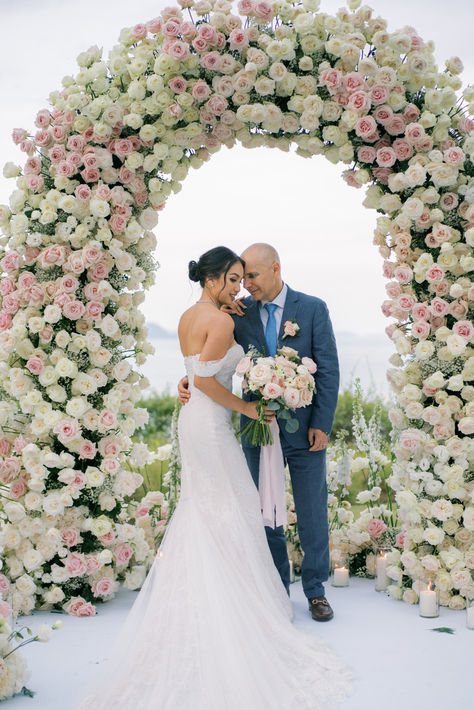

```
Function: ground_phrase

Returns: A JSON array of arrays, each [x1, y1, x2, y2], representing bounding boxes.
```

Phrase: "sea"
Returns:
[[139, 331, 395, 401]]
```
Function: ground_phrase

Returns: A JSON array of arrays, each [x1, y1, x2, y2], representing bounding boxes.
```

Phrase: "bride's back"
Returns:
[[178, 304, 234, 358]]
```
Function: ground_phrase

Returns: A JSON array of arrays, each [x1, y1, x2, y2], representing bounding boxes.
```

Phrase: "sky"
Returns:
[[0, 0, 472, 335]]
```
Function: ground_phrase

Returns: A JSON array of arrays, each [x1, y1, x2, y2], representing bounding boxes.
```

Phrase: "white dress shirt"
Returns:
[[259, 283, 288, 334]]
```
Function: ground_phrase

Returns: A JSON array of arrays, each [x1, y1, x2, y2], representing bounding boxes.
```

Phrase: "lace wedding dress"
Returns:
[[77, 343, 352, 710]]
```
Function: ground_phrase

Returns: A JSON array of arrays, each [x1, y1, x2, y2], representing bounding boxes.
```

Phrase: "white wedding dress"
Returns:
[[77, 343, 352, 710]]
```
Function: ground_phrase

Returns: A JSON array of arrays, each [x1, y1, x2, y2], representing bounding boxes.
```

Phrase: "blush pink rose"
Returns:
[[26, 357, 44, 375], [405, 122, 425, 144], [65, 552, 88, 577], [399, 429, 423, 451], [67, 597, 96, 616], [347, 90, 371, 113], [78, 440, 97, 460], [301, 357, 317, 374], [55, 418, 80, 442], [376, 146, 397, 168], [393, 265, 413, 284], [114, 543, 134, 565], [0, 312, 12, 331], [136, 502, 150, 517], [166, 40, 190, 61], [63, 300, 86, 320], [1, 252, 21, 272], [92, 577, 115, 598], [412, 302, 429, 320], [357, 146, 376, 163], [228, 29, 248, 51], [10, 479, 27, 498], [0, 600, 13, 618], [395, 531, 406, 548], [453, 320, 473, 340], [354, 115, 377, 138], [262, 382, 283, 399], [404, 103, 420, 121], [61, 527, 81, 547], [412, 320, 430, 339], [85, 555, 101, 574], [385, 115, 406, 136], [0, 573, 10, 594], [98, 530, 115, 545], [319, 68, 342, 94], [85, 301, 104, 320], [367, 519, 387, 537]]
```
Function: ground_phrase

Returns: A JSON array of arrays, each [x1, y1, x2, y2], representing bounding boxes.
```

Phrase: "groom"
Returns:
[[180, 243, 340, 621]]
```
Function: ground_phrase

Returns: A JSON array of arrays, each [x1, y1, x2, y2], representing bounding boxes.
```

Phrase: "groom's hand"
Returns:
[[178, 376, 190, 405], [221, 297, 247, 316], [308, 428, 328, 451]]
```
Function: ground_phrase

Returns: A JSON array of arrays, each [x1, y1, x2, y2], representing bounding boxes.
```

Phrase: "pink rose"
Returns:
[[405, 122, 425, 144], [0, 573, 10, 594], [114, 140, 132, 159], [404, 103, 420, 121], [0, 600, 13, 619], [136, 502, 150, 517], [263, 382, 283, 399], [192, 80, 211, 102], [385, 115, 406, 136], [85, 555, 102, 574], [444, 147, 465, 166], [0, 312, 12, 331], [354, 115, 377, 138], [55, 418, 80, 443], [66, 597, 96, 616], [376, 146, 397, 168], [369, 85, 389, 105], [61, 527, 81, 547], [412, 320, 430, 339], [109, 214, 128, 234], [85, 301, 104, 320], [399, 429, 423, 451], [254, 1, 273, 20], [88, 262, 110, 281], [100, 410, 117, 429], [166, 40, 190, 61], [301, 357, 317, 374], [78, 439, 97, 460], [453, 320, 473, 340], [2, 294, 20, 314], [357, 146, 376, 163], [12, 128, 28, 144], [347, 90, 371, 113], [92, 577, 115, 598], [367, 519, 387, 538], [319, 68, 342, 94], [169, 76, 187, 93], [63, 300, 86, 320], [228, 29, 248, 51], [0, 277, 15, 296], [10, 479, 27, 498], [238, 0, 255, 14], [26, 356, 44, 375], [395, 531, 406, 548], [98, 530, 115, 545], [65, 552, 88, 577], [412, 302, 429, 320], [101, 456, 120, 475], [98, 436, 122, 457], [1, 252, 21, 272], [114, 543, 134, 565], [393, 265, 412, 284]]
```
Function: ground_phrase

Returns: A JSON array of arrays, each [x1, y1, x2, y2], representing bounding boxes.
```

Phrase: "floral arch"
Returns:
[[0, 0, 472, 617]]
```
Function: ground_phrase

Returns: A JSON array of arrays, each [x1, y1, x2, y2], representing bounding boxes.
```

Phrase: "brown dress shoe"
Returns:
[[308, 596, 334, 622]]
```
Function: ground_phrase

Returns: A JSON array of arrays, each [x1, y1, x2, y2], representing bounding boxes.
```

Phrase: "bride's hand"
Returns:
[[244, 401, 275, 422]]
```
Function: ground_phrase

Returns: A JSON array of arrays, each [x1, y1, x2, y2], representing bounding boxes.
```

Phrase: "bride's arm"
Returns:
[[193, 316, 263, 421]]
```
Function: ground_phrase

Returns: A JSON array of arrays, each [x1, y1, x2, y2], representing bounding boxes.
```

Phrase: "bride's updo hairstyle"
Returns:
[[188, 247, 244, 289]]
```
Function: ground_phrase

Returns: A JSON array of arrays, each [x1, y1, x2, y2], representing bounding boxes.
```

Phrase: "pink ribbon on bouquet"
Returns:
[[258, 417, 286, 529]]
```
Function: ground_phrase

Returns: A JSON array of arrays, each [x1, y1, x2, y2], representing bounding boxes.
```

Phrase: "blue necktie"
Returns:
[[264, 303, 278, 357]]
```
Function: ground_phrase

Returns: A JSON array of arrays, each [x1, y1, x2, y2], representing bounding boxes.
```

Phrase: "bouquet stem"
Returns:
[[240, 400, 274, 446]]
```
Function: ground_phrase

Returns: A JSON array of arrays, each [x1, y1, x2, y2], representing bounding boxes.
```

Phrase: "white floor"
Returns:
[[2, 577, 472, 710]]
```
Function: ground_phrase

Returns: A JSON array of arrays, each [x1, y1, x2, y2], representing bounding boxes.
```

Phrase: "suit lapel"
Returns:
[[278, 286, 299, 343], [243, 299, 266, 352]]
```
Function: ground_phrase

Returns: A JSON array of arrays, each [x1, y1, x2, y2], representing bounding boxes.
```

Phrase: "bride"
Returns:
[[76, 246, 352, 710]]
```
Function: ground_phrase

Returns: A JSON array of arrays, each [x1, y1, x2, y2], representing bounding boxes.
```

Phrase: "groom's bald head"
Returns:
[[241, 243, 280, 268], [241, 243, 283, 302]]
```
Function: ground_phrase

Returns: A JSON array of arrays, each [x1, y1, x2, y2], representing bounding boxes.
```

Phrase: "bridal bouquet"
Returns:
[[236, 346, 317, 446]]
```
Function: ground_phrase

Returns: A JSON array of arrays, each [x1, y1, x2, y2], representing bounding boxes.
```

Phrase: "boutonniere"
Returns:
[[282, 319, 300, 339]]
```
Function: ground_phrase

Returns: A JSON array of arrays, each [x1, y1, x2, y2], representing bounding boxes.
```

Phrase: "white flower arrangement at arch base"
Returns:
[[0, 0, 472, 615]]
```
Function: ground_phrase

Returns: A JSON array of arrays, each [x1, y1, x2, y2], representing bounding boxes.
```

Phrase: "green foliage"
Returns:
[[332, 386, 392, 445], [136, 389, 178, 445]]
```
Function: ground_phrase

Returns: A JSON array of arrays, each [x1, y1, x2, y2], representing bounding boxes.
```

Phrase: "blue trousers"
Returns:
[[243, 443, 329, 599]]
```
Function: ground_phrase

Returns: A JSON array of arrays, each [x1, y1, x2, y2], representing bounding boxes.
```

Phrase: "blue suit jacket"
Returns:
[[232, 286, 340, 450]]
